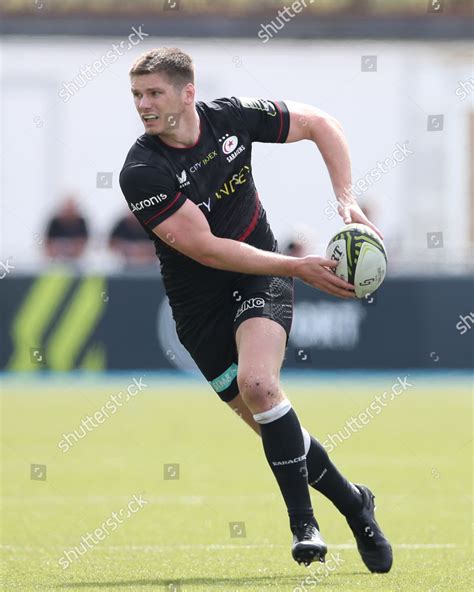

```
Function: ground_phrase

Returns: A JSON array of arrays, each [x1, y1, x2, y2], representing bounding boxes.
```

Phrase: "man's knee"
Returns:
[[237, 370, 282, 411]]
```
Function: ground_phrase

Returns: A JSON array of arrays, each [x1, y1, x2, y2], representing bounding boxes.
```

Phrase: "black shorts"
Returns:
[[174, 274, 294, 402]]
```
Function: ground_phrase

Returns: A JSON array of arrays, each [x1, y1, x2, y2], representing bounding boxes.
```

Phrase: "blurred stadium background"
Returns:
[[1, 1, 472, 591]]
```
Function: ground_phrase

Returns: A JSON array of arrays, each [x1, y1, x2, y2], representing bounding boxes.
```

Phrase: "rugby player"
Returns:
[[119, 47, 392, 571]]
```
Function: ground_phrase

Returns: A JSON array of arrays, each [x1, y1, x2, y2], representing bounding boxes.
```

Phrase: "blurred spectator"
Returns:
[[45, 195, 88, 261], [109, 210, 156, 268], [281, 225, 314, 257], [282, 238, 307, 258]]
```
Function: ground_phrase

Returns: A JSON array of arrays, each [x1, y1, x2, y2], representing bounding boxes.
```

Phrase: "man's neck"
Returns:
[[157, 108, 200, 148]]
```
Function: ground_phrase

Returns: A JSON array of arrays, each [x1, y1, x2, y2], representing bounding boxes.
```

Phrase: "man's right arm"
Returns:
[[153, 200, 355, 299]]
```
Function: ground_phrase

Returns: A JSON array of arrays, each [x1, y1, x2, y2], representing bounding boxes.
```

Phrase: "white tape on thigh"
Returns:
[[301, 428, 311, 455], [253, 399, 292, 424]]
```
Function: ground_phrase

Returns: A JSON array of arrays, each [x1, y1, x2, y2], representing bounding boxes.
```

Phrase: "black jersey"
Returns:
[[119, 97, 290, 313]]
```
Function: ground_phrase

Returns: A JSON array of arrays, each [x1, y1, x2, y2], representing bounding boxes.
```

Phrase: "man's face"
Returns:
[[131, 73, 185, 135]]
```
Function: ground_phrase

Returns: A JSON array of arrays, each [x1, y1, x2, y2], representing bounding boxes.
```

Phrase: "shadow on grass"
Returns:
[[56, 573, 358, 588]]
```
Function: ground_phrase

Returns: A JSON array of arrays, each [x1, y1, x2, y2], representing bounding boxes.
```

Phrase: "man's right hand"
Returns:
[[294, 256, 355, 299]]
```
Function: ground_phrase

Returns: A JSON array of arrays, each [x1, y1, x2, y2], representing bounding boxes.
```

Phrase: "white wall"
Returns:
[[1, 36, 472, 272]]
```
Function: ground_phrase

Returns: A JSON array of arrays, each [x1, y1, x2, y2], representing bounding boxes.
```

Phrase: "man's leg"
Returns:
[[235, 317, 326, 564], [227, 385, 393, 574], [227, 393, 362, 515]]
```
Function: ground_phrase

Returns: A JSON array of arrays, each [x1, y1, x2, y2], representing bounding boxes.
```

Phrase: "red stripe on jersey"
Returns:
[[144, 192, 182, 225], [237, 194, 260, 242], [274, 101, 284, 143]]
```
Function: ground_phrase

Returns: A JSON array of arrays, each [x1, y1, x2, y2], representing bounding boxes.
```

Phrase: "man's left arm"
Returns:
[[284, 100, 383, 238]]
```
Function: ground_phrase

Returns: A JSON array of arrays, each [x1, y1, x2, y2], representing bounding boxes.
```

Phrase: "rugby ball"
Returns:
[[326, 223, 387, 299]]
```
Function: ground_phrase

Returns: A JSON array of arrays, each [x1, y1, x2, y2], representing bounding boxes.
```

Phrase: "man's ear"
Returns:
[[183, 83, 195, 105]]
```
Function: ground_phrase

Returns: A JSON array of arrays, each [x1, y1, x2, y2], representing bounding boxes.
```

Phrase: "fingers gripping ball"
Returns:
[[326, 223, 387, 299]]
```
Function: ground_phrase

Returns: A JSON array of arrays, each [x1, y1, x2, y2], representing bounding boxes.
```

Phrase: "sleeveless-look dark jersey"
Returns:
[[119, 97, 290, 313]]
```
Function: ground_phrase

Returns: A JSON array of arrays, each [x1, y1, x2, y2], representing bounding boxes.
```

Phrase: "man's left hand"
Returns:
[[338, 200, 384, 240]]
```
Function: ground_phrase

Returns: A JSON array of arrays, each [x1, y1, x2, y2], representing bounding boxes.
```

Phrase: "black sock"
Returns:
[[254, 402, 314, 529], [305, 434, 362, 516]]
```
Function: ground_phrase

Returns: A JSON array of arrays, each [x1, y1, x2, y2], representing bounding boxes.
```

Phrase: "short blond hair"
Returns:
[[129, 47, 194, 88]]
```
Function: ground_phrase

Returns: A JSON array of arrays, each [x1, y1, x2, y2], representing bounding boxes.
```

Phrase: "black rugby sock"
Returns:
[[253, 400, 314, 528], [302, 431, 363, 516]]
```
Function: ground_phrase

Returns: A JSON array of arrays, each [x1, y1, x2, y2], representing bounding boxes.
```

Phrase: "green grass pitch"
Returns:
[[1, 373, 472, 591]]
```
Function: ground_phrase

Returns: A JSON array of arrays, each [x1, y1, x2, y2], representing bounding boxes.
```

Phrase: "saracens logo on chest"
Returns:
[[219, 133, 246, 163]]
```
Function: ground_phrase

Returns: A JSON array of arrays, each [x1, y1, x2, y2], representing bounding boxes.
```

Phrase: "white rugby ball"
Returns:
[[326, 223, 387, 299]]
